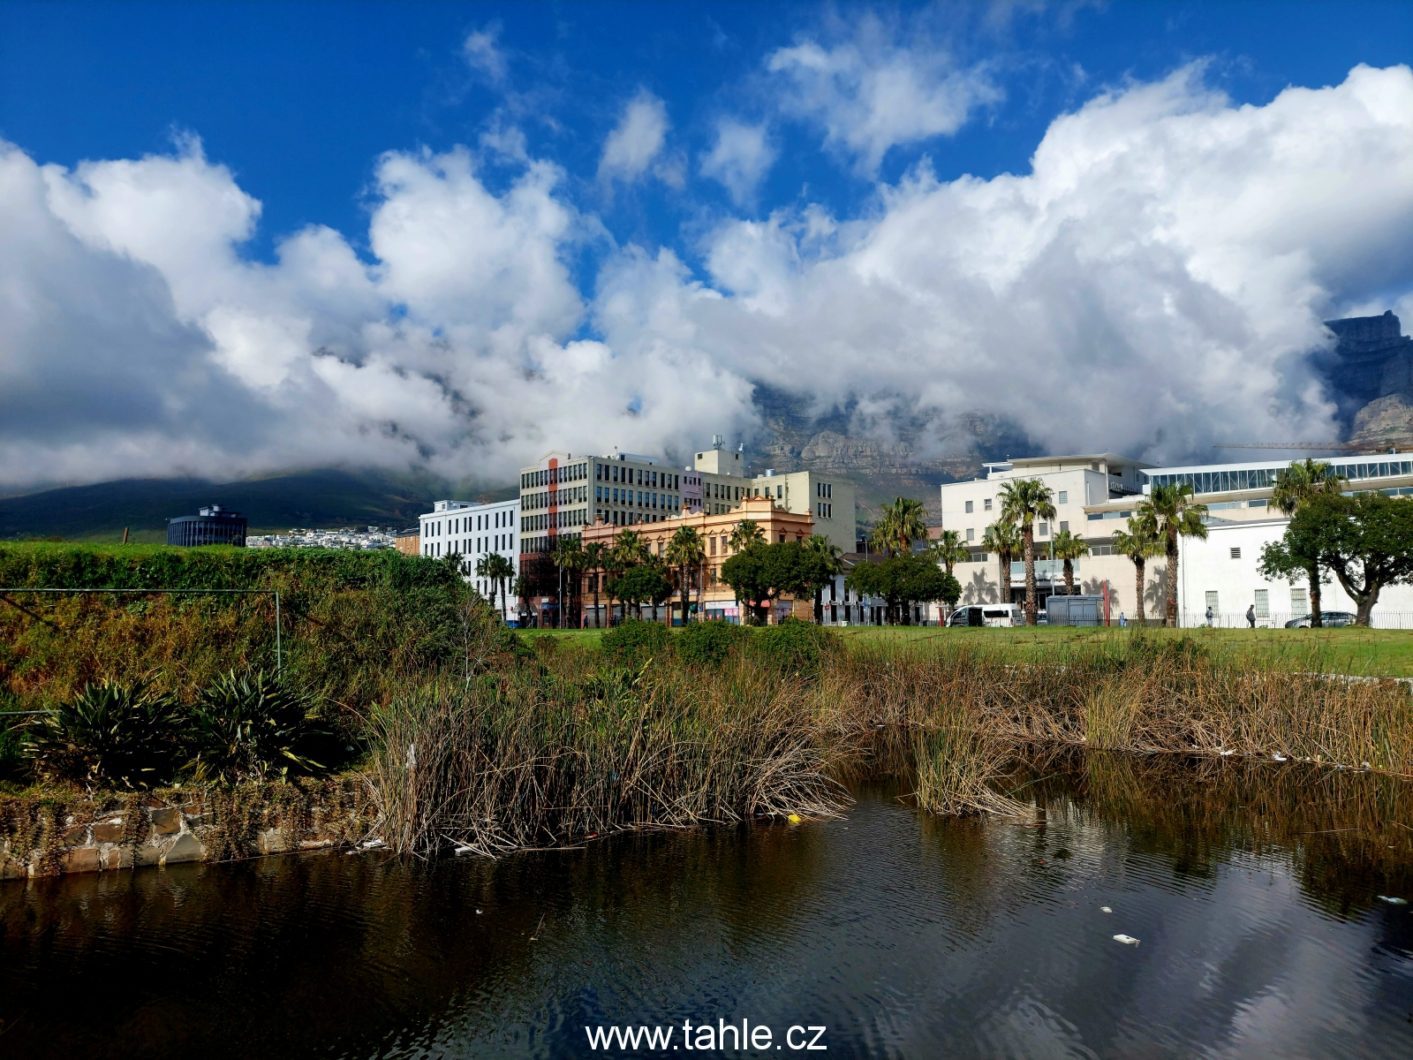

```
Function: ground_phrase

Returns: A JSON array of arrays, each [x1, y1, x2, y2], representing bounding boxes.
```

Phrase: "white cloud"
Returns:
[[3, 64, 1413, 494], [700, 118, 777, 206], [766, 15, 1000, 174], [597, 91, 670, 185], [462, 25, 508, 83]]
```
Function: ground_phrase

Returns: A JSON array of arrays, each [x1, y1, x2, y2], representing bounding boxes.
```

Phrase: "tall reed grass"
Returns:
[[367, 657, 849, 857]]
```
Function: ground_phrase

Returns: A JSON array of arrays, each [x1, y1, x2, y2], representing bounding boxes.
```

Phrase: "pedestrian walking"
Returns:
[[1205, 605, 1215, 627], [1118, 611, 1127, 628], [1245, 603, 1256, 628]]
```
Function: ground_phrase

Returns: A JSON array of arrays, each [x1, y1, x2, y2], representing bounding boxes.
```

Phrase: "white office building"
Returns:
[[942, 449, 1413, 627], [419, 498, 521, 620]]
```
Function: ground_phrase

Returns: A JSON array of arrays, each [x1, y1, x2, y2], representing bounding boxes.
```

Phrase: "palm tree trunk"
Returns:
[[1023, 526, 1037, 625], [1064, 560, 1074, 596], [679, 566, 690, 627], [814, 586, 823, 624], [1308, 565, 1323, 628], [592, 580, 601, 628], [1165, 532, 1179, 628], [997, 551, 1010, 604], [1134, 558, 1146, 625]]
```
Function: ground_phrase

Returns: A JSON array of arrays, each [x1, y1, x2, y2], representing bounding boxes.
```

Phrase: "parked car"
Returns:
[[1284, 611, 1357, 628]]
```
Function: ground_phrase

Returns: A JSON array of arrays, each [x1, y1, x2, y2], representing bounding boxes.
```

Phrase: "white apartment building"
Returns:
[[943, 449, 1413, 627], [940, 454, 1147, 614], [419, 498, 521, 621], [518, 439, 857, 556]]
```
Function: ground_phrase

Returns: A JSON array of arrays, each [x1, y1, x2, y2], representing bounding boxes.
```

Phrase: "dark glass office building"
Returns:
[[167, 505, 248, 547]]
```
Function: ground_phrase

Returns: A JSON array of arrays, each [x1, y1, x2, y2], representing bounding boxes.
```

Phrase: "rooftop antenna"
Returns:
[[712, 433, 724, 450]]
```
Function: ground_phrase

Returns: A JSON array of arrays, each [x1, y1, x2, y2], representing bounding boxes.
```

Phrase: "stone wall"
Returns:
[[0, 777, 378, 881]]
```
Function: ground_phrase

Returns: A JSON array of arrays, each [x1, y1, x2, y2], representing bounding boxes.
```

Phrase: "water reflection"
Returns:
[[1, 755, 1409, 1057]]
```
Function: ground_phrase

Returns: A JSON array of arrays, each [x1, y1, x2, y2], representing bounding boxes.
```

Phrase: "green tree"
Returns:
[[927, 529, 970, 578], [665, 525, 706, 627], [1271, 458, 1347, 627], [609, 529, 651, 624], [608, 560, 674, 621], [847, 554, 960, 625], [1137, 483, 1208, 627], [871, 497, 928, 556], [802, 533, 844, 624], [552, 535, 586, 628], [1050, 529, 1090, 597], [720, 541, 813, 625], [1112, 515, 1162, 625], [999, 478, 1056, 626], [981, 520, 1021, 604], [1260, 492, 1413, 627], [582, 540, 608, 628], [474, 552, 515, 622], [728, 519, 766, 552]]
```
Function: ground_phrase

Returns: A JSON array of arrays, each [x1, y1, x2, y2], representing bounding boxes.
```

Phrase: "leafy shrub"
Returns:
[[677, 621, 751, 666], [601, 619, 671, 667], [749, 619, 840, 678], [187, 670, 332, 783], [23, 680, 186, 789]]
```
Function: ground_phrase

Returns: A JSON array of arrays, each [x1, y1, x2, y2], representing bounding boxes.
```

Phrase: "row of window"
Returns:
[[817, 502, 833, 519], [522, 510, 589, 533], [522, 463, 589, 489], [594, 486, 680, 510], [1150, 458, 1413, 497], [594, 464, 680, 489], [423, 508, 514, 537], [816, 482, 833, 499], [522, 486, 589, 511], [963, 489, 1070, 516], [961, 520, 1071, 543], [421, 535, 513, 558]]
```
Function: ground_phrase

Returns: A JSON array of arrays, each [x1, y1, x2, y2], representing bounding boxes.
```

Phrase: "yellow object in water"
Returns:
[[787, 813, 802, 825]]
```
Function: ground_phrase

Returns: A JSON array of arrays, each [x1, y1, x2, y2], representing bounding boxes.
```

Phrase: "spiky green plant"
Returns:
[[187, 670, 329, 783], [23, 679, 185, 789]]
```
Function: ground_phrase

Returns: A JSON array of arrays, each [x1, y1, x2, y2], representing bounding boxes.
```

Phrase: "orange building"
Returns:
[[579, 496, 814, 625], [394, 529, 420, 556]]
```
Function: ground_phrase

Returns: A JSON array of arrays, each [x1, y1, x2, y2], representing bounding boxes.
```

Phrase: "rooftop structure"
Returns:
[[167, 505, 246, 548]]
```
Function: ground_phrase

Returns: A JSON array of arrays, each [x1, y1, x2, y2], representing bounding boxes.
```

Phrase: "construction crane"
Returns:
[[1215, 441, 1405, 454]]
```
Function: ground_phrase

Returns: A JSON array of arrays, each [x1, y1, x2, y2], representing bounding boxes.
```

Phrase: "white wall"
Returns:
[[419, 499, 521, 621], [1178, 520, 1413, 628]]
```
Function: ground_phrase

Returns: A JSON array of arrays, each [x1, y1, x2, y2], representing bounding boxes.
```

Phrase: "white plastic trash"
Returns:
[[1112, 934, 1140, 945]]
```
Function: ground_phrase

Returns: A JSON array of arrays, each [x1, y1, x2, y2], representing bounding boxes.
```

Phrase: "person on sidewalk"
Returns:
[[1245, 603, 1256, 628], [1205, 605, 1215, 627]]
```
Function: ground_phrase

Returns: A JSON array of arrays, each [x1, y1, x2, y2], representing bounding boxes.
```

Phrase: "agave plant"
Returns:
[[188, 670, 329, 784], [24, 679, 185, 790]]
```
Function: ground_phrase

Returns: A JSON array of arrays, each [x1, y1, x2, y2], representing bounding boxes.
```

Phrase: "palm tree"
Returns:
[[981, 520, 1021, 604], [727, 519, 765, 552], [871, 497, 928, 556], [665, 526, 706, 627], [1137, 483, 1208, 627], [552, 535, 586, 628], [999, 479, 1056, 626], [610, 530, 650, 623], [582, 541, 608, 628], [1050, 529, 1090, 596], [927, 529, 970, 578], [1112, 515, 1162, 626], [803, 533, 844, 624], [474, 552, 515, 622], [1272, 458, 1346, 628]]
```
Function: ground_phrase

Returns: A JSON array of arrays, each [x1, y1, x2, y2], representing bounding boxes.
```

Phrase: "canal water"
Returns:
[[2, 756, 1411, 1057]]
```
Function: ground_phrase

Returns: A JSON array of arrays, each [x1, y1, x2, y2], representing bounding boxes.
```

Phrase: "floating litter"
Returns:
[[1272, 753, 1288, 762], [1112, 934, 1140, 946], [1100, 906, 1112, 914], [787, 813, 802, 825], [1219, 749, 1236, 757], [475, 909, 483, 915], [1378, 896, 1408, 905]]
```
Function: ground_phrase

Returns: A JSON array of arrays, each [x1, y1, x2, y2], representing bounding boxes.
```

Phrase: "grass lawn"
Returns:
[[521, 624, 1413, 677]]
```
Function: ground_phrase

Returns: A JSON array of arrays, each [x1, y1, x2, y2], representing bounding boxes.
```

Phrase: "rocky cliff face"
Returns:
[[1326, 311, 1413, 444], [747, 384, 1030, 522]]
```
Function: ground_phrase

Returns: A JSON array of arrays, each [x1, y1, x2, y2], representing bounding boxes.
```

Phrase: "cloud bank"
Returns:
[[3, 62, 1413, 492]]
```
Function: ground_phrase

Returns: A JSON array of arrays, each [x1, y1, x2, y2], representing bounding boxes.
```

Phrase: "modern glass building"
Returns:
[[167, 505, 248, 547], [1145, 452, 1413, 496]]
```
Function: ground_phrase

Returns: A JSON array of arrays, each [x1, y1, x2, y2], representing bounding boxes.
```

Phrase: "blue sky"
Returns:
[[2, 1, 1413, 489], [7, 1, 1409, 262]]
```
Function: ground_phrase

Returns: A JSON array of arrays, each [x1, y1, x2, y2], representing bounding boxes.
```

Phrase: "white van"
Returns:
[[947, 603, 1021, 628]]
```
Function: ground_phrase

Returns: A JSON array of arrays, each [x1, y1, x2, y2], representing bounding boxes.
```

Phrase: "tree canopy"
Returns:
[[847, 553, 961, 624], [720, 540, 813, 625]]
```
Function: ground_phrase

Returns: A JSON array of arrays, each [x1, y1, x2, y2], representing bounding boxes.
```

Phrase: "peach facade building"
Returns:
[[579, 496, 815, 625]]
